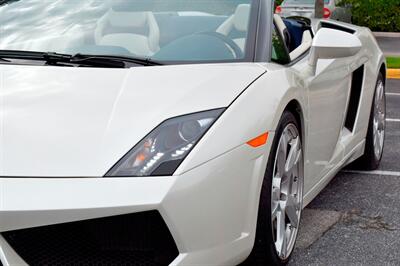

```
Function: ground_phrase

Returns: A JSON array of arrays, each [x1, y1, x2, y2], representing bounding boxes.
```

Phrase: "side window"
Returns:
[[271, 25, 290, 64]]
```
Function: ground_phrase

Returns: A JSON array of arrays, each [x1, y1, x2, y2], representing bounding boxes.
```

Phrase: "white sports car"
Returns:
[[0, 0, 386, 265]]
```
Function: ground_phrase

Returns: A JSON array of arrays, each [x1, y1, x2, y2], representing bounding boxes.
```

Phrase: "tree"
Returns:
[[339, 0, 400, 32], [314, 0, 324, 18]]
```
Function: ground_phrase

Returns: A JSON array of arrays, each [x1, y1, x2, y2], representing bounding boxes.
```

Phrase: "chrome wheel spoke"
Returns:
[[272, 185, 281, 201], [378, 82, 384, 102], [275, 209, 287, 257], [276, 135, 288, 176], [285, 136, 300, 175], [271, 185, 281, 219], [373, 125, 379, 145], [378, 113, 385, 130], [377, 133, 382, 150], [271, 201, 279, 219], [280, 178, 290, 195], [285, 195, 299, 227], [373, 119, 379, 132]]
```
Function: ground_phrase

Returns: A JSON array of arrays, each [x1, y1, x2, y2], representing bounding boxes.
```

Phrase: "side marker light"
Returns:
[[247, 132, 269, 148]]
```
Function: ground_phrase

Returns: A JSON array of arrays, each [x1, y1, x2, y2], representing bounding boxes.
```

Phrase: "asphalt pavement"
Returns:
[[376, 37, 400, 56], [289, 79, 400, 265]]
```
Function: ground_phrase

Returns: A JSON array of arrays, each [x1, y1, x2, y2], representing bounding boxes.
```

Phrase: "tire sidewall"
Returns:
[[366, 73, 386, 167]]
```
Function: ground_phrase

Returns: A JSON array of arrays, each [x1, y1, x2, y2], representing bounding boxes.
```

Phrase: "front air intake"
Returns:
[[2, 211, 178, 266]]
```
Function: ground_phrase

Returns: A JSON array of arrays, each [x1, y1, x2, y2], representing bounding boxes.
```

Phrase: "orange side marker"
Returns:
[[247, 132, 269, 148]]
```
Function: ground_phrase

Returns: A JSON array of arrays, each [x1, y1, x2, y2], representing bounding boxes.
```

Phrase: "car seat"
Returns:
[[94, 7, 160, 56], [216, 4, 251, 51]]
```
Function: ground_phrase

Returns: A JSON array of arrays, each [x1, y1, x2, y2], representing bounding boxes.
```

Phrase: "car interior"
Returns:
[[273, 14, 314, 61], [85, 3, 252, 61], [216, 4, 251, 53], [94, 9, 161, 56]]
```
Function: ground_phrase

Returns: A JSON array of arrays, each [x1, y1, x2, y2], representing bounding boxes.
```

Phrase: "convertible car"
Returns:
[[0, 0, 386, 265]]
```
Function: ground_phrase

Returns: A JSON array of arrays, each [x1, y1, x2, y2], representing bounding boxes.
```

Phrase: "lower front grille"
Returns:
[[2, 211, 178, 266]]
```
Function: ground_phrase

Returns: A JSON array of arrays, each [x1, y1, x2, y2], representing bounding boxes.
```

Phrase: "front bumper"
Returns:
[[0, 142, 271, 265]]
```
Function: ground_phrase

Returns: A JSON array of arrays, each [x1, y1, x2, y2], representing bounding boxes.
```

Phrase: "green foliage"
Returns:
[[387, 57, 400, 68], [339, 0, 400, 32], [275, 0, 284, 5]]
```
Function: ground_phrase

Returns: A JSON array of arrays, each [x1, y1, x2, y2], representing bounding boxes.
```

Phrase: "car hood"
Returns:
[[0, 63, 264, 177]]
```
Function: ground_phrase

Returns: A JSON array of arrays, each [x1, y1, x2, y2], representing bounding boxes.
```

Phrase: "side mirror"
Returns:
[[308, 28, 362, 73]]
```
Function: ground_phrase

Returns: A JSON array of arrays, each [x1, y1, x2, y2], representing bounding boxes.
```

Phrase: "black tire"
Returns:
[[243, 111, 301, 266], [353, 73, 386, 170]]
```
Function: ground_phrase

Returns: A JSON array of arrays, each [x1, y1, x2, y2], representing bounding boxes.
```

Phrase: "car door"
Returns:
[[303, 27, 366, 185], [304, 57, 352, 183], [271, 20, 364, 188], [270, 21, 347, 188]]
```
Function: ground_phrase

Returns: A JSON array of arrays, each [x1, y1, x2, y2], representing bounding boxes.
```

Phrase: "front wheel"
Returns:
[[244, 111, 304, 266]]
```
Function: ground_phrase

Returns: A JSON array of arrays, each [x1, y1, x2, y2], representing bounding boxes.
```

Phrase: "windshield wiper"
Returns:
[[68, 53, 163, 67], [0, 50, 162, 67]]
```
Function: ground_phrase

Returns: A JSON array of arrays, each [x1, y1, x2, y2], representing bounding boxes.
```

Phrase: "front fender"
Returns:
[[175, 66, 307, 175]]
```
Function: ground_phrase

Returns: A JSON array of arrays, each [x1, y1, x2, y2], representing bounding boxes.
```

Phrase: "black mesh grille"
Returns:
[[2, 211, 178, 266]]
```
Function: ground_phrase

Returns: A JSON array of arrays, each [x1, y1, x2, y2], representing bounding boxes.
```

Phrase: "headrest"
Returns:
[[107, 9, 148, 28], [233, 4, 251, 32]]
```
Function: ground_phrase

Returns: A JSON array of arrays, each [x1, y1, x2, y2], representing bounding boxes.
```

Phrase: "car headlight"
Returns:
[[105, 109, 225, 177]]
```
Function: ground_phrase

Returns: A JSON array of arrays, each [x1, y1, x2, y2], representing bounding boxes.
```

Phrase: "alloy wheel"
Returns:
[[271, 124, 303, 260], [373, 80, 386, 160]]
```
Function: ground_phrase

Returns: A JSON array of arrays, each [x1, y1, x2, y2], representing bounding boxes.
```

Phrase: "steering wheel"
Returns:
[[195, 32, 244, 59]]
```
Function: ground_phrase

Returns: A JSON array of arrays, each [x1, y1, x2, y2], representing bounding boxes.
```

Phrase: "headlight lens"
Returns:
[[105, 109, 225, 177]]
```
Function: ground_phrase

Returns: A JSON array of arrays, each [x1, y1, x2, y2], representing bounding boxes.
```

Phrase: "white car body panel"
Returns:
[[0, 64, 264, 177], [0, 16, 386, 266], [0, 141, 272, 266]]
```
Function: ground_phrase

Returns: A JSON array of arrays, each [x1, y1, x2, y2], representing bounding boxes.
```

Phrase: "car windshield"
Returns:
[[0, 0, 258, 64], [283, 0, 330, 4]]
